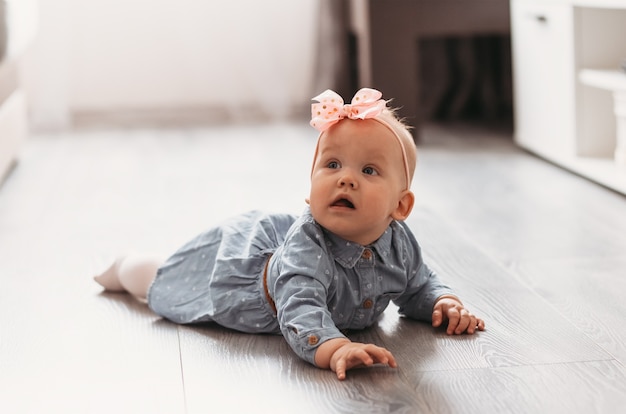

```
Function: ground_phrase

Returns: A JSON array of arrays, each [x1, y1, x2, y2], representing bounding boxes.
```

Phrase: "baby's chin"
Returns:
[[317, 219, 383, 246]]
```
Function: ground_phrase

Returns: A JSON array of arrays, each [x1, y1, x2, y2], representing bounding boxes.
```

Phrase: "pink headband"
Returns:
[[310, 88, 411, 190]]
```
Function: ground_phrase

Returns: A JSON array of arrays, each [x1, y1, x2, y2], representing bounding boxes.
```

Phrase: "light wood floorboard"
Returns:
[[513, 257, 626, 366], [1, 122, 625, 413]]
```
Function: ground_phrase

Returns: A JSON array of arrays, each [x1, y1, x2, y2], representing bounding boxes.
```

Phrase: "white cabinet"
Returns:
[[510, 0, 626, 195], [511, 0, 575, 156]]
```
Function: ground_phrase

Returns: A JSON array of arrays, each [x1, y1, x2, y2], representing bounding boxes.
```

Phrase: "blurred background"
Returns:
[[4, 1, 626, 194], [1, 0, 512, 133], [8, 0, 322, 130]]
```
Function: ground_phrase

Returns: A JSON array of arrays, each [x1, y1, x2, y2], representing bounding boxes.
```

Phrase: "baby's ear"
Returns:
[[391, 190, 414, 221]]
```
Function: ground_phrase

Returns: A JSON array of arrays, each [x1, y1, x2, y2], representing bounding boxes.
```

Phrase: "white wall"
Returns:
[[4, 0, 38, 61], [21, 0, 319, 130]]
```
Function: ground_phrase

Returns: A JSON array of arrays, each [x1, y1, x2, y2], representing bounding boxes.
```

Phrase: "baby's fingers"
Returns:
[[334, 358, 348, 381], [334, 350, 373, 381], [476, 318, 486, 331], [333, 347, 397, 380], [456, 314, 486, 334], [445, 308, 461, 335], [366, 345, 397, 368], [454, 310, 472, 334], [432, 306, 443, 328]]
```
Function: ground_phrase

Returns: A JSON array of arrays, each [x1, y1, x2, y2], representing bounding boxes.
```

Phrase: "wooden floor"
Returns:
[[1, 121, 626, 413]]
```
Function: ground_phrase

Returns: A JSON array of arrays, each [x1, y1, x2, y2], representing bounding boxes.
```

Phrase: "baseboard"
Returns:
[[71, 104, 309, 129]]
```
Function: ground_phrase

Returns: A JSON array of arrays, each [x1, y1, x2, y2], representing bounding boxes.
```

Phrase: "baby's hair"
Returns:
[[376, 105, 418, 186]]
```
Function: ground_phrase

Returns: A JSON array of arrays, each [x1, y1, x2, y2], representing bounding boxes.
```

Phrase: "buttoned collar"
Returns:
[[321, 224, 394, 268]]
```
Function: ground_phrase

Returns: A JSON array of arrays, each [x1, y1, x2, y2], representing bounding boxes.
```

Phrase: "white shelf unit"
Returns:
[[579, 69, 626, 92], [510, 0, 626, 195], [579, 69, 626, 164]]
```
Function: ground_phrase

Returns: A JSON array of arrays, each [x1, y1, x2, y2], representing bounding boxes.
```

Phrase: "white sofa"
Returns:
[[0, 0, 33, 183]]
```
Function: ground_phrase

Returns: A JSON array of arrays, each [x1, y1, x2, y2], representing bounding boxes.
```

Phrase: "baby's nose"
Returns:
[[338, 173, 357, 188]]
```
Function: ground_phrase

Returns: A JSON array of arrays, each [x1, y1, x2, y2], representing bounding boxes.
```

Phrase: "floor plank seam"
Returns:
[[176, 327, 188, 414], [411, 357, 620, 375]]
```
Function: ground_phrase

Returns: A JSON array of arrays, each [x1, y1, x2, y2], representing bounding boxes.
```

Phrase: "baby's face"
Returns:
[[309, 119, 409, 245]]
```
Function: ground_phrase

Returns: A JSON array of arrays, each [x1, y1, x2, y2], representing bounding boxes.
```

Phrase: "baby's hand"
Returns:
[[328, 340, 397, 381], [432, 295, 485, 335]]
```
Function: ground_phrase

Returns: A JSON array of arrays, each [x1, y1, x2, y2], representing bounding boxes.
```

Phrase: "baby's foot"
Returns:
[[93, 258, 125, 292]]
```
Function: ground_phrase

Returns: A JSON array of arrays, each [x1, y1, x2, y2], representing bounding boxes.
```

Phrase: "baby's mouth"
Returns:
[[332, 198, 355, 209]]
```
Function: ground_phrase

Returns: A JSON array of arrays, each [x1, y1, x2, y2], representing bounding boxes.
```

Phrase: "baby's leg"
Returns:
[[94, 255, 162, 300]]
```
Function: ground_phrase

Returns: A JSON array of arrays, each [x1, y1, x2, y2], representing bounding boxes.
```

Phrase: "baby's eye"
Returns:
[[327, 161, 340, 169], [363, 166, 378, 175]]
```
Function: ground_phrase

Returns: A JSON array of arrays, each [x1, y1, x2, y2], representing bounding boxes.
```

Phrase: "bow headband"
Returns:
[[309, 88, 411, 190], [310, 88, 387, 132]]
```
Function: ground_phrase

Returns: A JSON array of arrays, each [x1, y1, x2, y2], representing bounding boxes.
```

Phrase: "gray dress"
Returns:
[[147, 208, 454, 365], [147, 210, 295, 332]]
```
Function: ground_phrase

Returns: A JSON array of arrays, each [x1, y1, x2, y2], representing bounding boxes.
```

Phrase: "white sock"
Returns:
[[93, 257, 125, 292]]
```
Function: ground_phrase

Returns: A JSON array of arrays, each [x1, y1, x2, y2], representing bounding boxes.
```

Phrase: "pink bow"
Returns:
[[310, 88, 386, 132]]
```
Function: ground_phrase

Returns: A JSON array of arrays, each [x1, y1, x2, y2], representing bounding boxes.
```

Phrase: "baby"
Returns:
[[95, 88, 485, 380]]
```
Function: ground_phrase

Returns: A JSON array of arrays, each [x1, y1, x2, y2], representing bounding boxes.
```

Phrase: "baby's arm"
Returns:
[[395, 223, 485, 334], [432, 295, 485, 335], [314, 338, 397, 381]]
